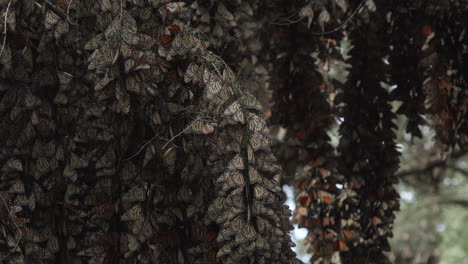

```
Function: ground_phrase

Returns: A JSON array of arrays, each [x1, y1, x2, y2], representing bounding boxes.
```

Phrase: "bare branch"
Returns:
[[0, 0, 12, 58], [396, 149, 468, 178], [439, 199, 468, 208]]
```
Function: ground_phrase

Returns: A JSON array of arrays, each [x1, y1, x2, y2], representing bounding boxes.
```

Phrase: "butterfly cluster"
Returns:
[[0, 1, 300, 264], [416, 4, 468, 152], [154, 9, 301, 260]]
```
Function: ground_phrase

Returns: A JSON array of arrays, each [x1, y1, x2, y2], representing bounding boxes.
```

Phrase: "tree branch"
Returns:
[[439, 199, 468, 208], [396, 149, 468, 178]]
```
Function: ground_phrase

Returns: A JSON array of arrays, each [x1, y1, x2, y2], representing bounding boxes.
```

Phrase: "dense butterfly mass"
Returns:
[[0, 1, 299, 264], [0, 0, 467, 264]]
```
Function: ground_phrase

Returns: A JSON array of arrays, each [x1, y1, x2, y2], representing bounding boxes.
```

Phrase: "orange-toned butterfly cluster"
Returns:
[[417, 3, 468, 152], [333, 1, 401, 261], [264, 1, 367, 263]]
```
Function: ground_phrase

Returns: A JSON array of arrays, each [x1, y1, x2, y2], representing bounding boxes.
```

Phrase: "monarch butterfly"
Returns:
[[171, 32, 199, 55], [342, 229, 357, 241], [121, 233, 141, 258], [217, 170, 236, 184], [70, 153, 88, 169], [54, 92, 68, 105], [185, 119, 214, 134], [5, 158, 23, 172], [96, 147, 115, 169], [249, 132, 271, 151], [57, 72, 74, 91], [119, 161, 137, 183], [216, 241, 234, 258], [224, 101, 241, 116], [246, 145, 255, 164], [318, 190, 335, 204], [233, 240, 256, 259], [218, 215, 243, 240], [202, 68, 215, 85], [159, 2, 186, 17], [247, 113, 267, 133], [63, 164, 78, 182], [251, 202, 278, 223], [120, 204, 143, 222], [207, 197, 225, 216], [44, 11, 60, 30], [262, 178, 281, 193], [34, 157, 51, 177], [221, 171, 245, 193], [239, 94, 262, 112], [124, 59, 135, 73], [216, 3, 235, 22], [184, 63, 199, 84], [159, 35, 173, 48], [223, 192, 245, 209], [227, 154, 244, 171], [122, 186, 146, 203], [65, 183, 80, 200], [84, 35, 105, 51], [162, 147, 176, 175], [167, 24, 180, 33], [234, 224, 257, 245], [248, 167, 261, 184], [54, 20, 69, 40], [332, 239, 348, 251], [212, 23, 224, 38], [254, 236, 269, 251], [255, 152, 280, 174], [9, 181, 25, 194], [253, 185, 273, 202], [205, 79, 222, 100], [23, 94, 42, 109], [273, 227, 285, 237], [223, 102, 245, 125], [115, 83, 131, 114], [122, 30, 139, 46], [47, 237, 60, 253]]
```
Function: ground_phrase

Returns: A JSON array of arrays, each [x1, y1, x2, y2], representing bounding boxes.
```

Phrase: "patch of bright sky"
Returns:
[[400, 190, 414, 202], [436, 224, 446, 233], [283, 185, 312, 263], [443, 177, 463, 186]]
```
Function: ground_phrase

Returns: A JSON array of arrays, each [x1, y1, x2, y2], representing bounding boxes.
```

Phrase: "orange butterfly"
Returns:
[[168, 24, 180, 33], [159, 35, 173, 48]]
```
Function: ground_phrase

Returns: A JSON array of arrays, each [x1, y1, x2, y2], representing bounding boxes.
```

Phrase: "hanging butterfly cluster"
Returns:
[[260, 1, 379, 263], [156, 9, 300, 260], [0, 0, 300, 264], [334, 1, 401, 262], [387, 0, 428, 139], [180, 0, 272, 108], [264, 0, 466, 262], [266, 0, 353, 176], [416, 1, 468, 152]]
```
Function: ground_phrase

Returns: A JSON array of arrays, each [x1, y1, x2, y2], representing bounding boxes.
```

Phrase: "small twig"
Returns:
[[161, 119, 199, 150], [396, 149, 468, 178], [66, 0, 78, 26], [450, 167, 468, 177], [119, 0, 124, 27], [310, 0, 367, 35], [269, 16, 305, 26], [0, 194, 23, 263], [123, 129, 165, 161], [268, 9, 302, 25], [439, 199, 468, 208], [0, 0, 13, 58]]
